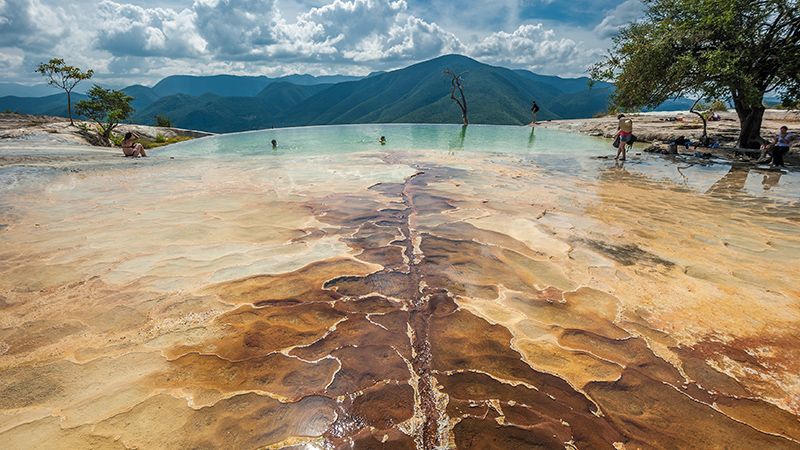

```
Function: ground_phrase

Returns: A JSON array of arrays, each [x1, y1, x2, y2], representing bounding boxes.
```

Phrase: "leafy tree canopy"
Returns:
[[35, 58, 93, 125], [590, 0, 800, 148], [74, 85, 135, 144]]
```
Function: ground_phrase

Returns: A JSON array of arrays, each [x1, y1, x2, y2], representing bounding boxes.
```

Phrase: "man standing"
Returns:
[[531, 101, 540, 124]]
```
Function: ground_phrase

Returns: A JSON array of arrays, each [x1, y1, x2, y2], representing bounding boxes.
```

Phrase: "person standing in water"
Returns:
[[531, 101, 540, 124], [271, 139, 277, 148], [380, 136, 386, 145], [613, 114, 633, 161]]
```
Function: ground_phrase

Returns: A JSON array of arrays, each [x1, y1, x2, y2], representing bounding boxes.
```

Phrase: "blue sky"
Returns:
[[0, 0, 643, 87]]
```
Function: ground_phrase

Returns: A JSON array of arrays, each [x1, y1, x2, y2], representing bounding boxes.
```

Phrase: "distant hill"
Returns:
[[152, 74, 361, 97], [513, 70, 610, 94], [132, 55, 615, 132], [132, 83, 331, 132], [0, 92, 87, 117], [2, 55, 620, 133], [0, 83, 68, 98], [261, 54, 612, 128]]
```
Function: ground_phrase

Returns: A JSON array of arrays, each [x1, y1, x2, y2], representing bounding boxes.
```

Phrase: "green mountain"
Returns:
[[1, 55, 616, 132], [152, 74, 360, 97], [267, 54, 609, 127], [0, 92, 87, 117], [135, 55, 612, 132], [132, 83, 331, 132]]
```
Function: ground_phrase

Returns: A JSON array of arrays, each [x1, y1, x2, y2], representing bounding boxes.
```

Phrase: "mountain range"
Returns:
[[2, 55, 616, 133]]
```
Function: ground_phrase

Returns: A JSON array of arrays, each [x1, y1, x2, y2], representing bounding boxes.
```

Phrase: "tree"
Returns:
[[35, 58, 94, 126], [590, 0, 800, 148], [74, 85, 135, 145], [443, 68, 469, 126]]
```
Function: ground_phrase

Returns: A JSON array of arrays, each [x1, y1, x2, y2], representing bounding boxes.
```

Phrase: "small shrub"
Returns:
[[139, 135, 193, 149], [709, 99, 728, 111], [155, 114, 172, 128], [155, 133, 166, 143], [774, 99, 799, 110]]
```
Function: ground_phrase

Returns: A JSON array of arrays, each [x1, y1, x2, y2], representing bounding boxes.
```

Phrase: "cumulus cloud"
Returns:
[[0, 0, 71, 51], [469, 24, 603, 77], [1, 0, 616, 84], [96, 1, 205, 57], [269, 0, 463, 63], [193, 0, 281, 57], [91, 0, 463, 67], [593, 0, 644, 39]]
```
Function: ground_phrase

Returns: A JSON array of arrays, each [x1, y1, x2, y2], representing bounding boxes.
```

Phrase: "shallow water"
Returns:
[[1, 125, 799, 449], [158, 124, 612, 158]]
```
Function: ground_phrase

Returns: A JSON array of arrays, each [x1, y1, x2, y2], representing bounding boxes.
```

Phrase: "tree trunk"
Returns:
[[732, 94, 765, 149], [689, 99, 707, 141], [67, 90, 74, 126], [456, 85, 468, 126]]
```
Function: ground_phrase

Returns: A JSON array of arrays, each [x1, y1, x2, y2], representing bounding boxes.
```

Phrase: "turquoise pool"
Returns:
[[158, 123, 612, 158]]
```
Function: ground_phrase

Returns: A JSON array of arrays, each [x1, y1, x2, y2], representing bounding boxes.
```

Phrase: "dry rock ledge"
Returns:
[[0, 113, 212, 168], [535, 109, 800, 165], [1, 110, 799, 167]]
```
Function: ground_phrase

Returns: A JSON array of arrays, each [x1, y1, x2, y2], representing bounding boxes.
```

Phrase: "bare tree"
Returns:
[[36, 58, 93, 126], [443, 68, 468, 126]]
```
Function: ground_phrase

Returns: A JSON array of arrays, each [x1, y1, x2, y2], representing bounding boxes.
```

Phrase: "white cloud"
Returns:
[[193, 0, 281, 57], [593, 0, 643, 39], [1, 0, 618, 85], [273, 0, 462, 63], [96, 1, 205, 57], [0, 0, 71, 51], [468, 24, 603, 77]]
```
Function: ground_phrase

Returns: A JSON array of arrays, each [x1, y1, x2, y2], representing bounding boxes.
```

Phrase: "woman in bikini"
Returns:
[[121, 131, 147, 157]]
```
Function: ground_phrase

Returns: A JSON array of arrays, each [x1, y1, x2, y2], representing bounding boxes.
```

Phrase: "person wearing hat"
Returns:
[[613, 114, 633, 161]]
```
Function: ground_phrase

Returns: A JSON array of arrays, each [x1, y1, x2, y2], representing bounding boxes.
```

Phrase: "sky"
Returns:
[[0, 0, 644, 88]]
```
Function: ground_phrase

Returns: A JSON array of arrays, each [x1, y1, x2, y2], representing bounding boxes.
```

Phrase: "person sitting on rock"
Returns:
[[771, 126, 794, 167], [121, 132, 147, 157]]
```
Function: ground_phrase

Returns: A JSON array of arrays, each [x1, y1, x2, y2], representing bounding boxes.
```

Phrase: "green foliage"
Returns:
[[142, 136, 192, 149], [35, 58, 93, 125], [74, 85, 135, 143], [155, 114, 172, 127], [590, 0, 800, 147], [708, 99, 728, 111], [693, 98, 728, 112]]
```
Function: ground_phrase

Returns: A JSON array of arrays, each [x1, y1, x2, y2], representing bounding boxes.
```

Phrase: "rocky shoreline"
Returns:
[[535, 109, 800, 164], [0, 113, 214, 167]]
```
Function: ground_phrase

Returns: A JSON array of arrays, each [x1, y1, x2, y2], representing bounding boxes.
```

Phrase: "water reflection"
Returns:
[[761, 169, 783, 190], [448, 125, 467, 153], [705, 165, 750, 196], [528, 127, 535, 148]]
